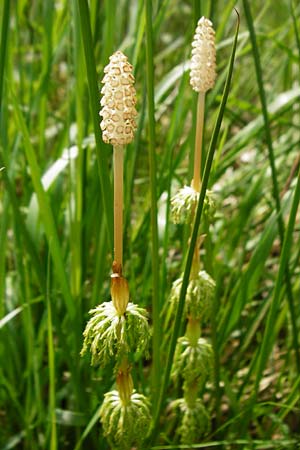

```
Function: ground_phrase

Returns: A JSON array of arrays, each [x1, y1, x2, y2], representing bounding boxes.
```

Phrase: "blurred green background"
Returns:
[[0, 0, 299, 448]]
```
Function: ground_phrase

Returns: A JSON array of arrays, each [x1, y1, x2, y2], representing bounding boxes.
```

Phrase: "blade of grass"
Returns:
[[254, 168, 300, 395], [74, 405, 102, 450], [243, 0, 300, 375], [70, 0, 86, 301], [38, 0, 54, 161], [0, 0, 9, 107], [152, 435, 300, 449], [102, 0, 115, 64], [11, 92, 76, 321], [0, 151, 46, 293], [76, 0, 113, 251], [148, 11, 240, 445], [290, 0, 300, 76], [145, 0, 160, 406], [0, 191, 9, 318], [160, 73, 189, 307], [46, 254, 57, 450]]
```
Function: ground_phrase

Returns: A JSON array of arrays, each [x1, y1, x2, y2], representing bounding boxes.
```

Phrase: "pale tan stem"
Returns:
[[113, 145, 124, 269], [192, 91, 205, 192]]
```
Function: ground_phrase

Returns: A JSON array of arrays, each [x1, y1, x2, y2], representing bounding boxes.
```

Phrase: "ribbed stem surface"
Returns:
[[193, 92, 205, 191], [113, 145, 124, 269]]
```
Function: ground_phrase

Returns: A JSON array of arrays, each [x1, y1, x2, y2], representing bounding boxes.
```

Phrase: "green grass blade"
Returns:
[[76, 0, 113, 251], [0, 0, 9, 106], [243, 0, 300, 373], [74, 406, 102, 450], [149, 12, 240, 444], [11, 92, 76, 321], [290, 0, 300, 74], [70, 0, 86, 301], [145, 0, 161, 405], [254, 168, 300, 394], [46, 256, 57, 450], [0, 153, 46, 293], [0, 193, 8, 318]]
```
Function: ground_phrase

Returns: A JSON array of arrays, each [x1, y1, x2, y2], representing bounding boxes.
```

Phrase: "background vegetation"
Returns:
[[0, 0, 299, 448]]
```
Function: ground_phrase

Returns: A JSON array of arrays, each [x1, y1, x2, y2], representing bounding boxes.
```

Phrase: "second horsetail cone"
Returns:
[[190, 17, 216, 93], [100, 51, 137, 145]]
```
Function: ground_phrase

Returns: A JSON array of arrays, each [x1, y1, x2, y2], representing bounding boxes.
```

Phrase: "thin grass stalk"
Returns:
[[0, 195, 8, 318], [124, 88, 146, 241], [11, 93, 76, 321], [102, 0, 115, 64], [155, 438, 299, 447], [209, 0, 217, 22], [76, 0, 113, 251], [160, 75, 187, 306], [0, 0, 9, 107], [211, 275, 222, 429], [149, 14, 240, 444], [243, 0, 300, 376], [254, 167, 300, 393], [290, 1, 300, 75], [7, 188, 37, 447], [71, 0, 85, 300], [92, 220, 108, 307], [145, 0, 160, 405], [0, 0, 9, 315], [46, 256, 57, 450], [74, 405, 102, 450], [38, 0, 54, 161], [0, 1, 9, 298], [278, 373, 300, 423], [0, 153, 46, 292], [193, 0, 201, 26]]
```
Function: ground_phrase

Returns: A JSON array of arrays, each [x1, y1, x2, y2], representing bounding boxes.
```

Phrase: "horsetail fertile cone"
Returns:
[[190, 16, 216, 190], [100, 51, 137, 267], [190, 17, 216, 93], [100, 51, 137, 145]]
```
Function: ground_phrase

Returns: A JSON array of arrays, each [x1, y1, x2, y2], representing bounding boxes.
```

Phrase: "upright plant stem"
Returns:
[[113, 145, 124, 269], [145, 0, 160, 406], [243, 0, 300, 376], [193, 91, 205, 191], [149, 15, 239, 443]]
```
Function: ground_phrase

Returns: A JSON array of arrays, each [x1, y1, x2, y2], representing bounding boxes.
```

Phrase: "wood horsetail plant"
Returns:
[[81, 51, 151, 450], [169, 17, 216, 444]]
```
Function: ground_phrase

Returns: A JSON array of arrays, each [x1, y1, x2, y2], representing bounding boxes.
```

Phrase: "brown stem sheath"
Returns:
[[117, 357, 133, 406], [113, 145, 124, 269], [192, 91, 205, 192]]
